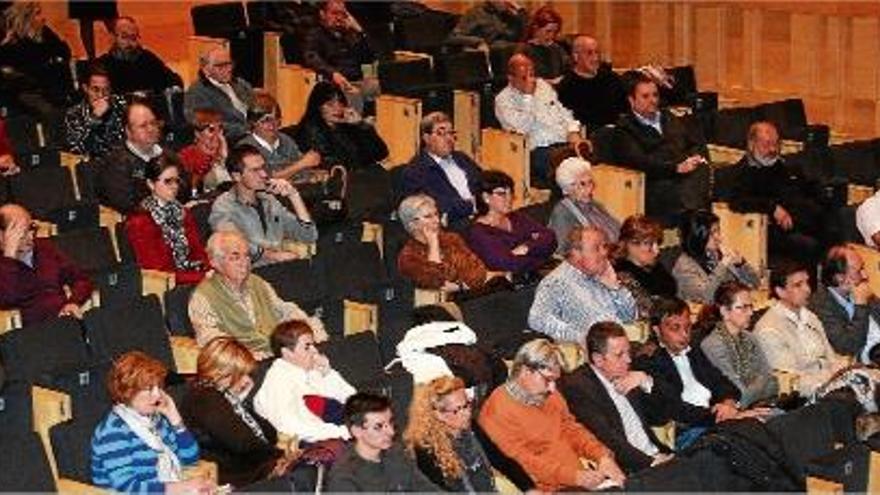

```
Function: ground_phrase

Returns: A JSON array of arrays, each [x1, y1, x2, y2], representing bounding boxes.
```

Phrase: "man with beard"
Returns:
[[95, 16, 183, 95]]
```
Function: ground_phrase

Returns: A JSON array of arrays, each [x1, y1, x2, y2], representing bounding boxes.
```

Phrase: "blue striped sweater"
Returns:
[[91, 410, 200, 494]]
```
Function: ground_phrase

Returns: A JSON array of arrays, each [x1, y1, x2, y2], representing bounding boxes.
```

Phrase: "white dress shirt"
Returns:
[[856, 191, 880, 247], [428, 152, 473, 202], [592, 366, 659, 456], [494, 78, 581, 150], [668, 347, 713, 408]]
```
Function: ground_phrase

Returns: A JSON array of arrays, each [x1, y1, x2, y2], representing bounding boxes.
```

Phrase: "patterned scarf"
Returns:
[[715, 322, 757, 384], [504, 379, 547, 407], [142, 196, 202, 271], [215, 384, 269, 445]]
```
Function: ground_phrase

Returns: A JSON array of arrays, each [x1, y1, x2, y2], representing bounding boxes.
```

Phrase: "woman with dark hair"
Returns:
[[124, 156, 209, 285], [613, 215, 677, 317], [700, 281, 778, 407], [672, 210, 759, 304], [290, 81, 388, 170], [465, 170, 556, 275], [520, 5, 569, 83]]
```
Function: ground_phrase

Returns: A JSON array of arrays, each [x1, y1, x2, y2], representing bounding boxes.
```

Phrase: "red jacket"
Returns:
[[125, 208, 209, 285]]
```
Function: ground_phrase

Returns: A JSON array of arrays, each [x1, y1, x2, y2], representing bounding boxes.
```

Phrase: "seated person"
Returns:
[[184, 45, 254, 141], [95, 101, 190, 215], [520, 6, 569, 83], [238, 90, 322, 182], [611, 70, 710, 227], [181, 337, 287, 488], [529, 225, 637, 343], [495, 53, 585, 188], [91, 351, 214, 494], [403, 375, 497, 492], [729, 121, 824, 266], [559, 322, 674, 474], [188, 230, 326, 360], [402, 112, 482, 230], [63, 63, 126, 158], [397, 194, 488, 292], [672, 209, 759, 304], [701, 281, 779, 407], [557, 35, 629, 130], [0, 202, 93, 325], [478, 339, 625, 492], [95, 16, 183, 95], [755, 261, 849, 397], [548, 156, 620, 254], [635, 297, 765, 450], [614, 215, 677, 317], [466, 170, 556, 275], [327, 393, 439, 492], [177, 109, 230, 193], [291, 81, 388, 171], [124, 157, 209, 285], [447, 0, 527, 49], [254, 321, 356, 444], [856, 188, 880, 248], [209, 145, 318, 266], [0, 118, 21, 177], [809, 245, 880, 362]]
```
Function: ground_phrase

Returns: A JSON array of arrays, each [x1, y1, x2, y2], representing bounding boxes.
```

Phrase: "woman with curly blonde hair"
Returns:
[[403, 376, 496, 492]]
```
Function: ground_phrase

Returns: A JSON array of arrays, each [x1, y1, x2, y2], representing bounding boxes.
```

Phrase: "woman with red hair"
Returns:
[[522, 5, 569, 84]]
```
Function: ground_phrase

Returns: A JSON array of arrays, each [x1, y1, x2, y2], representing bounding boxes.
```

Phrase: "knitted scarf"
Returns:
[[715, 322, 758, 385], [142, 196, 201, 271]]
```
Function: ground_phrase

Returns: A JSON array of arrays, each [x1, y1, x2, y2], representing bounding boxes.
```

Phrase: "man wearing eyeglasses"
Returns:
[[0, 204, 93, 326], [63, 63, 127, 159], [95, 16, 183, 96], [402, 112, 483, 231], [185, 45, 254, 142]]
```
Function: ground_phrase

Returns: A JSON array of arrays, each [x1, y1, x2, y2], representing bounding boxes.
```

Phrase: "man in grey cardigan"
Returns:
[[209, 144, 317, 266], [184, 45, 254, 141]]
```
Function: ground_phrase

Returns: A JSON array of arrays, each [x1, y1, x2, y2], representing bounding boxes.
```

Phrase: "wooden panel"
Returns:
[[185, 36, 228, 88], [276, 65, 317, 127], [376, 95, 422, 169], [0, 309, 21, 335], [693, 6, 724, 90], [850, 243, 880, 297], [640, 3, 674, 65], [479, 129, 529, 209], [805, 476, 844, 494], [713, 202, 768, 276], [343, 300, 378, 336], [453, 90, 481, 160], [609, 3, 641, 68], [263, 32, 282, 97], [591, 164, 645, 222], [32, 385, 72, 481], [867, 451, 880, 495], [170, 336, 199, 374], [845, 17, 880, 100]]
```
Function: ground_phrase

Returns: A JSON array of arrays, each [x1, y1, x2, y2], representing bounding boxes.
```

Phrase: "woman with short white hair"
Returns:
[[548, 157, 620, 254]]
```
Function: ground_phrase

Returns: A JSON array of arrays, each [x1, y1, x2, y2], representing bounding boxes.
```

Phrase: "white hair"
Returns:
[[555, 156, 592, 194]]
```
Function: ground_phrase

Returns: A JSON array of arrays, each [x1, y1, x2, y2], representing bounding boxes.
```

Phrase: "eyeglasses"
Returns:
[[256, 113, 279, 125], [730, 303, 754, 311], [432, 128, 457, 138], [632, 239, 659, 248], [417, 210, 440, 221], [490, 188, 513, 197], [212, 61, 234, 69], [196, 122, 222, 133], [532, 365, 560, 385], [439, 399, 473, 416], [160, 176, 181, 186], [362, 420, 394, 433]]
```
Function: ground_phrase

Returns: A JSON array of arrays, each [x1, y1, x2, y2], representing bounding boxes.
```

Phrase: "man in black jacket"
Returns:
[[612, 71, 710, 227], [559, 321, 674, 474], [95, 17, 183, 96], [557, 35, 628, 131]]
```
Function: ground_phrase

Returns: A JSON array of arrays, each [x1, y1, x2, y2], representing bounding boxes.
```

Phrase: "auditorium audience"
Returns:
[[181, 337, 286, 488], [291, 81, 388, 171], [188, 230, 326, 360], [559, 322, 674, 474], [809, 245, 880, 363], [184, 44, 254, 141], [95, 16, 183, 95], [0, 118, 21, 177], [700, 281, 779, 407], [495, 53, 585, 188], [520, 6, 569, 83], [614, 215, 677, 317], [177, 109, 230, 192], [548, 156, 620, 254], [90, 351, 213, 494], [124, 157, 209, 285], [403, 375, 496, 492], [529, 225, 637, 343], [557, 35, 628, 131], [397, 193, 488, 292], [254, 321, 356, 445], [328, 393, 439, 492], [447, 0, 527, 49], [209, 144, 318, 266], [672, 209, 759, 304], [478, 338, 625, 491], [402, 112, 482, 230], [63, 63, 126, 158], [466, 170, 556, 275], [754, 261, 848, 396], [612, 70, 710, 226], [729, 121, 824, 265], [95, 101, 188, 215], [0, 203, 92, 325]]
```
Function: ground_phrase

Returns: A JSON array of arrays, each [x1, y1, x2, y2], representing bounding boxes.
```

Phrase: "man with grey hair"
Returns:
[[401, 111, 483, 230], [557, 35, 628, 130], [478, 338, 625, 492], [529, 225, 637, 343], [188, 230, 325, 360], [548, 156, 620, 255], [184, 44, 254, 141]]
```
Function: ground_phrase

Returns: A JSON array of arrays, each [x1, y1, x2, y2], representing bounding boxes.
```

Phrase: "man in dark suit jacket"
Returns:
[[611, 71, 710, 227], [401, 111, 482, 230], [559, 322, 674, 474]]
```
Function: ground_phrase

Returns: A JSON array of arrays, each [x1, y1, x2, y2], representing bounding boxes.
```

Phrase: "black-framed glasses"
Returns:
[[161, 176, 181, 186]]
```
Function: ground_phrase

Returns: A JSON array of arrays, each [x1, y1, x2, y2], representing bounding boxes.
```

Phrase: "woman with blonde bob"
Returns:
[[404, 376, 496, 492]]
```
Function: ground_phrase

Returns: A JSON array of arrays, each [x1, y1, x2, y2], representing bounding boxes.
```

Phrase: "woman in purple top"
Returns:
[[466, 170, 557, 274]]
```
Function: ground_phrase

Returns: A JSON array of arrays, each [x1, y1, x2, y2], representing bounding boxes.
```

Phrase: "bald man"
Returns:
[[0, 204, 93, 325], [495, 53, 585, 188], [95, 16, 183, 95], [184, 45, 255, 141], [557, 35, 628, 130]]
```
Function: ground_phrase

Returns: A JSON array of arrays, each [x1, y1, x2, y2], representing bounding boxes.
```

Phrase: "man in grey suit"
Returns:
[[184, 45, 254, 141]]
